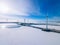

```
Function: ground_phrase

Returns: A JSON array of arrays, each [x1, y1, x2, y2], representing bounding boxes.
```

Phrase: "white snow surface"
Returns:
[[0, 26, 60, 45]]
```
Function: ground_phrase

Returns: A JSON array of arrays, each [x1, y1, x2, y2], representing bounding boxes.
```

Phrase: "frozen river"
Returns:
[[0, 25, 60, 45]]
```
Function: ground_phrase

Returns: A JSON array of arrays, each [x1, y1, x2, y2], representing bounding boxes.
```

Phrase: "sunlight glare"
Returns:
[[0, 2, 10, 14], [1, 25, 6, 29]]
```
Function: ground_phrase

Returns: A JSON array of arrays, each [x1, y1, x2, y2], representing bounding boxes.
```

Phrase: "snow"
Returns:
[[0, 26, 60, 45], [31, 25, 60, 30]]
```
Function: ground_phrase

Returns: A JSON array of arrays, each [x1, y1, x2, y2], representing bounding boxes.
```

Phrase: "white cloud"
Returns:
[[0, 0, 42, 23], [48, 16, 60, 21], [0, 0, 30, 16], [0, 15, 38, 22], [0, 0, 29, 16], [0, 15, 20, 20], [0, 0, 41, 17]]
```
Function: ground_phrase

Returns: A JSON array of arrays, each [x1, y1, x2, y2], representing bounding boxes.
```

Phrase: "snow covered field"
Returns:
[[0, 25, 60, 45]]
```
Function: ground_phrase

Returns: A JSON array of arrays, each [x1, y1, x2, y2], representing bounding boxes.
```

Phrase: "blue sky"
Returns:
[[0, 0, 60, 20], [28, 0, 60, 19]]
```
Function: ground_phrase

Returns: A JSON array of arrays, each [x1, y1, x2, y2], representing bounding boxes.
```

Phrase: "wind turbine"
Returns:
[[46, 12, 48, 30]]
